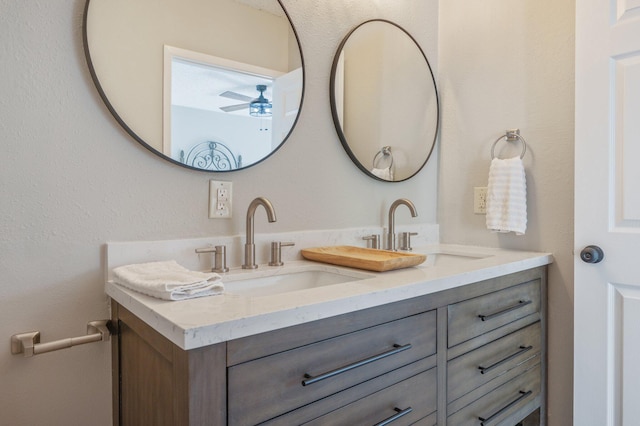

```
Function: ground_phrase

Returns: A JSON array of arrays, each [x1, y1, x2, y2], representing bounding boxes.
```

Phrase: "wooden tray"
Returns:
[[300, 246, 426, 272]]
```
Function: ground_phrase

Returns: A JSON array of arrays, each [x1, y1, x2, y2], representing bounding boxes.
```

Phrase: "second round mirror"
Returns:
[[330, 20, 438, 182]]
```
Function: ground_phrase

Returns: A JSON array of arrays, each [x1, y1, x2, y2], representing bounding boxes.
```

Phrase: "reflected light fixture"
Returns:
[[249, 84, 273, 117]]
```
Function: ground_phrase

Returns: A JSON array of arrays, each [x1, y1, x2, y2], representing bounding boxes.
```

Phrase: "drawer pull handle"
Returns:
[[373, 407, 413, 426], [478, 300, 532, 322], [302, 343, 412, 386], [478, 390, 532, 425], [478, 345, 533, 374]]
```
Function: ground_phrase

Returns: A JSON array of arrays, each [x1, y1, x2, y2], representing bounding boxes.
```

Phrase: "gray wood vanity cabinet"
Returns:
[[110, 266, 546, 426]]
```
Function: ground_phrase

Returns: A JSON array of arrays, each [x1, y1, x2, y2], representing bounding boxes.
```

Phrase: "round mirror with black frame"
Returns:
[[83, 0, 304, 172], [330, 19, 438, 182]]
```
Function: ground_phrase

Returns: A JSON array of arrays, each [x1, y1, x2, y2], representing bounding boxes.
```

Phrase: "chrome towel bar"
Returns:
[[11, 320, 112, 357]]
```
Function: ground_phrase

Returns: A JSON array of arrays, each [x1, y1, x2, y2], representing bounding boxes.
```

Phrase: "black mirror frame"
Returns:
[[82, 0, 305, 173], [329, 19, 439, 182]]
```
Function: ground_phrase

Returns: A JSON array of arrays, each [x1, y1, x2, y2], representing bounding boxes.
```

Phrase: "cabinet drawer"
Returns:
[[448, 365, 540, 426], [304, 368, 437, 426], [447, 322, 541, 403], [228, 310, 436, 426], [448, 280, 540, 347]]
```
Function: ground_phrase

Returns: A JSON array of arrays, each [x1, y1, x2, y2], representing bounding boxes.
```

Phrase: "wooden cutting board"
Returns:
[[300, 246, 426, 272]]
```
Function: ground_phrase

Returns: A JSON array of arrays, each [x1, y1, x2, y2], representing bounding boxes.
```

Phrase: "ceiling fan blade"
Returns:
[[220, 103, 250, 112], [219, 91, 254, 102]]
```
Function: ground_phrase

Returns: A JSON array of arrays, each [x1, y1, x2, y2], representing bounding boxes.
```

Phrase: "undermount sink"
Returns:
[[224, 266, 375, 297], [418, 250, 491, 267]]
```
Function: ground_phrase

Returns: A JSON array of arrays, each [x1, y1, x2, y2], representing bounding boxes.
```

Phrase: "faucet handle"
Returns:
[[195, 245, 229, 273], [398, 232, 418, 251], [269, 241, 295, 266], [362, 234, 381, 250]]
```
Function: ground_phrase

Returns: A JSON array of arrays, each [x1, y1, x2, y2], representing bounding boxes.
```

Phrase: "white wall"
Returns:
[[438, 1, 575, 425], [0, 1, 438, 424]]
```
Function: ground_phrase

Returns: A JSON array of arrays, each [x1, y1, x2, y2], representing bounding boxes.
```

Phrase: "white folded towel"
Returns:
[[112, 260, 224, 301], [485, 157, 527, 235]]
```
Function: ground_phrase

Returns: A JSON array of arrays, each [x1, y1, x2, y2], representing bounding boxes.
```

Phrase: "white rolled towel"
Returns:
[[485, 157, 527, 235], [112, 260, 224, 301]]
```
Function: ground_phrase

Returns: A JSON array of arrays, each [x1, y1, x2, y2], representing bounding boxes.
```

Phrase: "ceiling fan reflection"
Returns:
[[219, 84, 272, 116]]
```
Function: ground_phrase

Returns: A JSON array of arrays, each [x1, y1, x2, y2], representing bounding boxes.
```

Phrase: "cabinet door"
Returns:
[[448, 365, 541, 426], [228, 310, 436, 425], [448, 279, 540, 347], [304, 369, 437, 426], [447, 322, 541, 403]]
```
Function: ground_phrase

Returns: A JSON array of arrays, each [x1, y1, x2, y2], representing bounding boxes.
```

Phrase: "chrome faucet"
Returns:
[[243, 197, 277, 269], [386, 198, 418, 251]]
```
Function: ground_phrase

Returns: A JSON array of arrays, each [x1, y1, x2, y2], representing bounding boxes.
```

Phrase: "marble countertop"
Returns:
[[105, 244, 553, 350]]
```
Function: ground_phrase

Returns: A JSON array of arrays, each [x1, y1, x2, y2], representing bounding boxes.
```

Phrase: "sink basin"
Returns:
[[419, 250, 491, 267], [224, 266, 374, 297]]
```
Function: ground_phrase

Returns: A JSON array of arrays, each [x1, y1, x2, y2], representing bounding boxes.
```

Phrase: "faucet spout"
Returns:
[[387, 198, 418, 251], [243, 197, 277, 269]]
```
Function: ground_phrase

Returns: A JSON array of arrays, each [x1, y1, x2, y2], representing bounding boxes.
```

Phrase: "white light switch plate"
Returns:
[[209, 180, 232, 218]]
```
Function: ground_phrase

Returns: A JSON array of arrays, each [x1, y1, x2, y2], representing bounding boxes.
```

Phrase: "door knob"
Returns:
[[580, 245, 604, 264]]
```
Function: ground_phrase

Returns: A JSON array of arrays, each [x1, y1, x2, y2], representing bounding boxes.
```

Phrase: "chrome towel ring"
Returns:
[[491, 129, 527, 159], [373, 146, 394, 169]]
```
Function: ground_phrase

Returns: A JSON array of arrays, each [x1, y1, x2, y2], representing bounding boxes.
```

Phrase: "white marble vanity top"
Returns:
[[105, 243, 553, 350]]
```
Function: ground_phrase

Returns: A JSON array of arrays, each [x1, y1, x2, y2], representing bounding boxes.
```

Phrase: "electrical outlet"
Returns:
[[209, 180, 232, 218], [474, 187, 488, 214]]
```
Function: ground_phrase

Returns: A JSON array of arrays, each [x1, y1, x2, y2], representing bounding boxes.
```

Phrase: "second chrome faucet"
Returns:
[[243, 197, 277, 269]]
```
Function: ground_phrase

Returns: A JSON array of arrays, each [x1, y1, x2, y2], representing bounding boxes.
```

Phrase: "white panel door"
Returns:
[[271, 67, 302, 149], [575, 0, 640, 424]]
